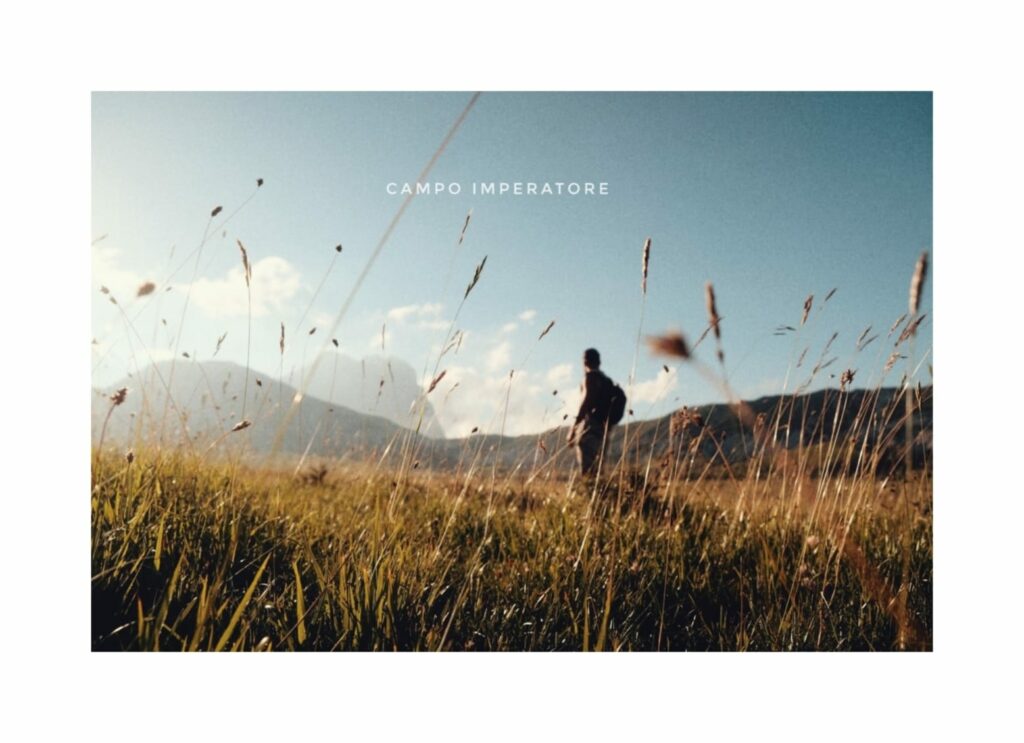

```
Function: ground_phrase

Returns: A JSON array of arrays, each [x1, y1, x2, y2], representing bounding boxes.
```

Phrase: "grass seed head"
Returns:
[[646, 331, 690, 360], [641, 237, 651, 295], [464, 255, 488, 300], [427, 370, 447, 394], [457, 210, 472, 246], [910, 251, 928, 316], [237, 240, 252, 287], [705, 282, 722, 351]]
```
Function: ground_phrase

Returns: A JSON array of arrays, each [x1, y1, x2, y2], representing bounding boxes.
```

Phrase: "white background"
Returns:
[[2, 1, 1021, 740]]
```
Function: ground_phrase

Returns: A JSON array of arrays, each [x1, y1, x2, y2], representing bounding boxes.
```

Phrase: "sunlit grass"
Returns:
[[91, 448, 930, 651]]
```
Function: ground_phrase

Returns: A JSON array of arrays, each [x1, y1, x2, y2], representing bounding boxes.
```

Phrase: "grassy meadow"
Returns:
[[92, 185, 932, 652], [91, 421, 932, 651]]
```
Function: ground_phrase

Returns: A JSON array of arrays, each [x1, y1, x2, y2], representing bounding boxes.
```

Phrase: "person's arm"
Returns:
[[576, 372, 598, 424], [568, 372, 598, 443]]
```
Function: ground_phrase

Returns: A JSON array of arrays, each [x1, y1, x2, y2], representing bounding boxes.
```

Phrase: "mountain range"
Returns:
[[93, 360, 932, 473]]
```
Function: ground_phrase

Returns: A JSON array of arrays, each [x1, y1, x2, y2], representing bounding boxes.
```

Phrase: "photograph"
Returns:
[[91, 91, 932, 652]]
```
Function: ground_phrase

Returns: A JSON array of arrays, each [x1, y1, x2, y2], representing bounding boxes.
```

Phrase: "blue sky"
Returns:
[[92, 92, 932, 436]]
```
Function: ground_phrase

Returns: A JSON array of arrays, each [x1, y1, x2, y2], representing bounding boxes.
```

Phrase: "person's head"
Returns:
[[583, 348, 601, 370]]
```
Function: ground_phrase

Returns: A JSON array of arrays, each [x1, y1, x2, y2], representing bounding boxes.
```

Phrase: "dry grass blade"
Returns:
[[888, 313, 908, 337], [231, 419, 252, 432], [427, 370, 447, 394], [884, 351, 906, 372], [237, 240, 252, 287], [812, 356, 837, 374], [538, 320, 555, 341], [457, 209, 473, 246], [910, 251, 928, 316], [705, 283, 721, 340], [645, 331, 690, 360], [824, 287, 837, 303], [136, 282, 156, 297], [801, 294, 814, 326], [896, 315, 927, 347], [279, 322, 285, 356], [858, 334, 878, 351], [836, 528, 927, 651], [214, 332, 228, 356], [464, 256, 488, 300], [443, 381, 460, 404], [441, 330, 463, 357], [641, 237, 651, 295], [857, 325, 872, 346]]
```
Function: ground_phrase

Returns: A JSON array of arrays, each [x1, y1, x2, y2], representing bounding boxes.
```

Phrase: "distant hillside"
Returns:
[[93, 361, 931, 474], [91, 359, 444, 460], [395, 385, 934, 475], [297, 352, 444, 438]]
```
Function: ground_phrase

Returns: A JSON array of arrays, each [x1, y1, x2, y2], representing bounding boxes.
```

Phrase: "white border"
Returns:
[[4, 1, 1022, 740]]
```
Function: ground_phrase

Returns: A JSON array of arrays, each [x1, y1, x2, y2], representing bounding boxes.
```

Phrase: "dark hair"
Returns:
[[583, 348, 601, 368]]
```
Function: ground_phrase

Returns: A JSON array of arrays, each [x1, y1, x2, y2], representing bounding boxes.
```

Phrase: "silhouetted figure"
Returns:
[[567, 348, 623, 479]]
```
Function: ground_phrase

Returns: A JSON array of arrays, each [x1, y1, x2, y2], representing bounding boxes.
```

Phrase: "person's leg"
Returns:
[[578, 431, 599, 477]]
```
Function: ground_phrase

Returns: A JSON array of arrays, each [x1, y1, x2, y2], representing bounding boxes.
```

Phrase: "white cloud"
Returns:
[[189, 256, 301, 318], [92, 245, 146, 301], [369, 324, 389, 352], [434, 365, 571, 438], [387, 302, 443, 323], [630, 366, 678, 405], [518, 309, 537, 322], [485, 340, 512, 373], [545, 363, 574, 388], [309, 310, 335, 332], [501, 322, 518, 334]]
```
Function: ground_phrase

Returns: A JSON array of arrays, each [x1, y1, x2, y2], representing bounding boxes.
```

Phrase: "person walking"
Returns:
[[567, 348, 624, 479]]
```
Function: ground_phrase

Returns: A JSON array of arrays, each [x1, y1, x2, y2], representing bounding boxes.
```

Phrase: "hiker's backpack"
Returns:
[[606, 379, 627, 426]]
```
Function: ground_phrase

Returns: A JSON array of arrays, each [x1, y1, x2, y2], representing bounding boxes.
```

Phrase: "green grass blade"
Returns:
[[214, 554, 270, 652]]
